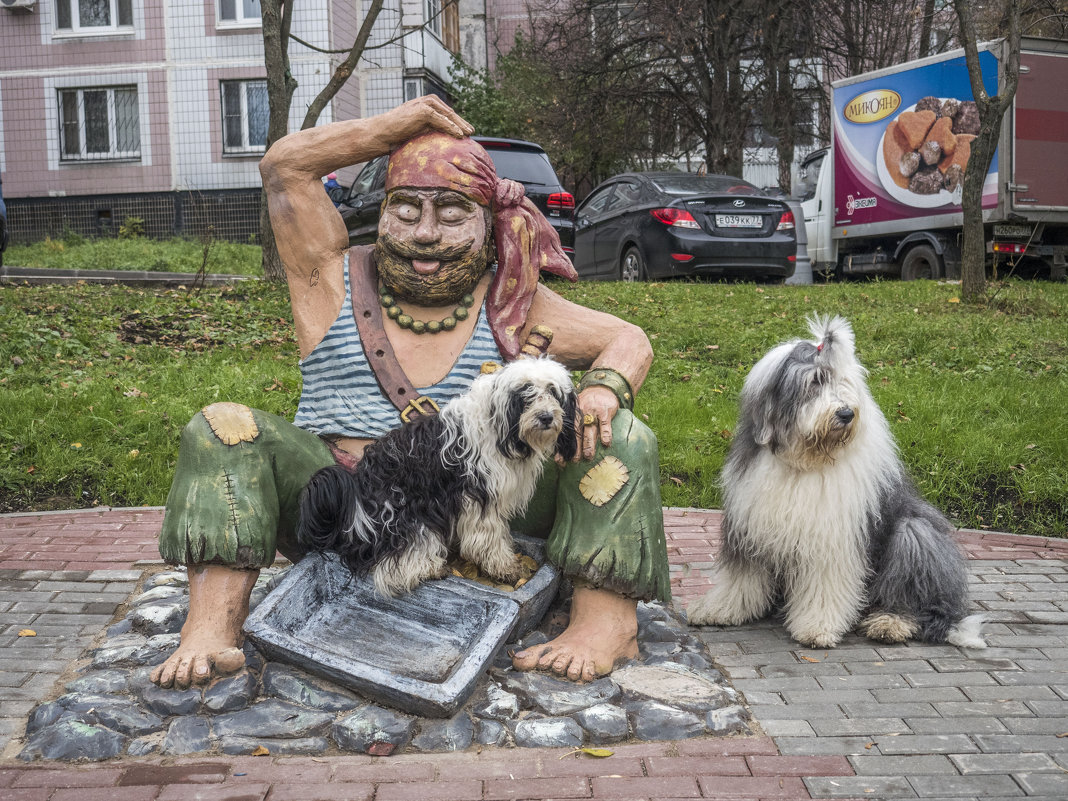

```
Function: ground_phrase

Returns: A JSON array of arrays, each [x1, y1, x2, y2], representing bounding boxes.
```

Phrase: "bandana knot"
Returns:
[[494, 178, 526, 210]]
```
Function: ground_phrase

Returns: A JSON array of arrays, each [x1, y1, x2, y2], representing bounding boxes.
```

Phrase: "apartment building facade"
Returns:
[[0, 0, 468, 243]]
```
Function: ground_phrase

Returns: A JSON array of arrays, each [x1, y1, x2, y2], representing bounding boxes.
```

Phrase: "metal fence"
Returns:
[[5, 189, 263, 245]]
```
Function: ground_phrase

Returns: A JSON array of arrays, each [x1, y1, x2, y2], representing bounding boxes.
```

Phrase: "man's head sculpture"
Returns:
[[378, 132, 578, 361]]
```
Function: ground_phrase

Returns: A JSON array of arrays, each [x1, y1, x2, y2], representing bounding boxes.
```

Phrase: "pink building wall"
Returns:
[[0, 1, 358, 203], [0, 2, 170, 199]]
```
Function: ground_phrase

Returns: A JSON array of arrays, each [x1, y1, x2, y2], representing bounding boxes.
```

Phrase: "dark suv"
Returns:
[[338, 137, 575, 259]]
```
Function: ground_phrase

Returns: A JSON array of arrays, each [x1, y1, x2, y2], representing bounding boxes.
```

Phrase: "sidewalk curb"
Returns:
[[1, 266, 252, 287]]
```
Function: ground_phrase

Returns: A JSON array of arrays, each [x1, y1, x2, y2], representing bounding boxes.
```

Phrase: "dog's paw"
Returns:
[[792, 630, 841, 649], [860, 612, 918, 644], [479, 552, 528, 585], [687, 594, 740, 627]]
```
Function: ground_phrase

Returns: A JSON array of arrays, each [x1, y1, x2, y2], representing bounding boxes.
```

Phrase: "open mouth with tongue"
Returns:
[[374, 232, 494, 307]]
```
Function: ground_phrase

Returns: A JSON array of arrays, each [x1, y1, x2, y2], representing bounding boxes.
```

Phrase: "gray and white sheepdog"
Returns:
[[689, 316, 985, 649]]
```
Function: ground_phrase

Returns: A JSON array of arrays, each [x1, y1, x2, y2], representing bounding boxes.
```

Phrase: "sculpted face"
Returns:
[[375, 188, 494, 306]]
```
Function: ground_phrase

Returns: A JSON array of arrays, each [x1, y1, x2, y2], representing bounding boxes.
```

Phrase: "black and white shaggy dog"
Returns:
[[688, 316, 985, 649], [297, 357, 578, 597]]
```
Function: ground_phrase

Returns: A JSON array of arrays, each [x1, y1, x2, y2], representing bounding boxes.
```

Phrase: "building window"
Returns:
[[221, 80, 268, 154], [58, 86, 140, 162], [425, 0, 441, 36], [591, 1, 638, 42], [442, 0, 459, 53], [219, 0, 261, 25], [56, 0, 133, 32]]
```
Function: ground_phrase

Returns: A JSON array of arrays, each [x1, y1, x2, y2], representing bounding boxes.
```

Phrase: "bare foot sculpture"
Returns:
[[512, 585, 639, 682], [150, 565, 257, 689]]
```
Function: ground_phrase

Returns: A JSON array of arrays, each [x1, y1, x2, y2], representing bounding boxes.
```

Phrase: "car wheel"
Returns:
[[900, 244, 942, 280], [620, 246, 646, 282]]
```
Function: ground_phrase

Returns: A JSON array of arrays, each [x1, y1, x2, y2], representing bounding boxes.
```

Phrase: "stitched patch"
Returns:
[[579, 455, 629, 507], [202, 402, 259, 445]]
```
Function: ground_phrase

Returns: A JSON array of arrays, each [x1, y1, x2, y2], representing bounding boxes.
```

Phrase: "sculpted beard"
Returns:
[[376, 229, 495, 306]]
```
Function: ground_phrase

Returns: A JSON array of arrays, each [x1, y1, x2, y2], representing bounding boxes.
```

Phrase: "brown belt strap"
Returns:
[[349, 247, 439, 422]]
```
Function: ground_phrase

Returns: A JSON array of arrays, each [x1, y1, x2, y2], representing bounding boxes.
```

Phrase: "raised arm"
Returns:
[[258, 96, 473, 356], [526, 284, 654, 459]]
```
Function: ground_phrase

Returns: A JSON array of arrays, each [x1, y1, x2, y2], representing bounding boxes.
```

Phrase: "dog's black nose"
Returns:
[[536, 411, 556, 428], [835, 407, 855, 424]]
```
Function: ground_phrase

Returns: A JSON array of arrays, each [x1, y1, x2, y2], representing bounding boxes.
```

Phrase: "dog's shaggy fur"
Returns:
[[297, 357, 578, 597], [688, 316, 985, 649]]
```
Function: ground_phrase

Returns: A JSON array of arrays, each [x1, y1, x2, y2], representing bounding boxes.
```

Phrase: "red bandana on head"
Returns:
[[386, 132, 578, 360]]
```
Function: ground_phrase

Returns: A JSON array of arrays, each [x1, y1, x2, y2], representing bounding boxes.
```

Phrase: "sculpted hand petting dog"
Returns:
[[151, 96, 670, 691]]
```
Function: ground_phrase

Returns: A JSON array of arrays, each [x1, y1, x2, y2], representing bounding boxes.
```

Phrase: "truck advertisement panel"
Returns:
[[833, 49, 1000, 230]]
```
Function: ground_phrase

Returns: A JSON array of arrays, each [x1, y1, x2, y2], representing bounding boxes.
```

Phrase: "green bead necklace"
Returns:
[[379, 286, 475, 335]]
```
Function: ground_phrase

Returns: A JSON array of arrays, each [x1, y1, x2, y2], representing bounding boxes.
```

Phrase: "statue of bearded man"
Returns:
[[151, 96, 670, 691]]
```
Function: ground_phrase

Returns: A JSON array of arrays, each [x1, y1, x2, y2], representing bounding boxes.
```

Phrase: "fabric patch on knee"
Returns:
[[578, 455, 629, 507], [202, 402, 260, 445]]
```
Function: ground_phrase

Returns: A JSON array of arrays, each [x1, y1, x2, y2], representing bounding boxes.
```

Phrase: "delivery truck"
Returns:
[[794, 37, 1068, 281]]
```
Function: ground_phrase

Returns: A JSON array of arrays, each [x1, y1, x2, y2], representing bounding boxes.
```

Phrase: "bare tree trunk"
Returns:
[[301, 0, 386, 130], [918, 0, 936, 57], [257, 0, 386, 280], [260, 0, 297, 282], [953, 0, 1020, 302]]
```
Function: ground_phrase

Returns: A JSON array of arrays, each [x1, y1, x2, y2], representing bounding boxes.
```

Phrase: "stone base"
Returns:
[[17, 566, 752, 761]]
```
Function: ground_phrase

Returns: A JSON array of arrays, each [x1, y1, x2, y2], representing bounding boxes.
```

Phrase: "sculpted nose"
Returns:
[[412, 201, 441, 244], [835, 407, 855, 424]]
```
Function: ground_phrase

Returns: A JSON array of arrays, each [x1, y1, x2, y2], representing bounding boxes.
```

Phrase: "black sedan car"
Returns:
[[338, 136, 575, 259], [573, 172, 797, 281]]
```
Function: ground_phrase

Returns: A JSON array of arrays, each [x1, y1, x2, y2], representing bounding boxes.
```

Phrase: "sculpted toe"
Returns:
[[214, 647, 246, 674]]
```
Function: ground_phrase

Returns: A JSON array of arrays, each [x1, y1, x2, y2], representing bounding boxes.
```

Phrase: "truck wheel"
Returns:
[[620, 246, 647, 282], [900, 245, 942, 280]]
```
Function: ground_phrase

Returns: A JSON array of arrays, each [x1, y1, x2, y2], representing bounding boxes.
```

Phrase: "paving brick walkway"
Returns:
[[1, 507, 1066, 800]]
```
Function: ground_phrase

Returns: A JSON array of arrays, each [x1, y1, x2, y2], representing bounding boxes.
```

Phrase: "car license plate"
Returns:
[[716, 214, 762, 228], [993, 224, 1031, 238]]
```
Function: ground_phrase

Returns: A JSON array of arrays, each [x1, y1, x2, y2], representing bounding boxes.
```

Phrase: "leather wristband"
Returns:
[[578, 367, 635, 411]]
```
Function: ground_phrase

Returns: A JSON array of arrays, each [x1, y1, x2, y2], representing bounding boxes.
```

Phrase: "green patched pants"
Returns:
[[160, 405, 671, 603]]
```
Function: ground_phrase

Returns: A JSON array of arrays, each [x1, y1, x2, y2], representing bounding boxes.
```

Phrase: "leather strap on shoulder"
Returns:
[[349, 246, 438, 421]]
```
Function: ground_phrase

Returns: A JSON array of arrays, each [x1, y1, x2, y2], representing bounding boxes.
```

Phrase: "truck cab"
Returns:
[[795, 148, 832, 272]]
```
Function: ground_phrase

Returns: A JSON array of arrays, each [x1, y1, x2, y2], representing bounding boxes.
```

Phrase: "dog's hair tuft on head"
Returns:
[[297, 357, 578, 597], [689, 317, 984, 650]]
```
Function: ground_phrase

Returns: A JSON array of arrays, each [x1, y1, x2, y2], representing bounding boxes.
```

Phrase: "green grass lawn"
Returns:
[[3, 235, 263, 276], [1, 266, 1065, 538]]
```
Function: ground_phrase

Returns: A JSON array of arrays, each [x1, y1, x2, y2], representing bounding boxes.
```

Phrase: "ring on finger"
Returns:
[[582, 413, 596, 427]]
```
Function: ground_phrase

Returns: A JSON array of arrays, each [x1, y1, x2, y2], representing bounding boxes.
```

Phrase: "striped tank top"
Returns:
[[293, 251, 503, 439]]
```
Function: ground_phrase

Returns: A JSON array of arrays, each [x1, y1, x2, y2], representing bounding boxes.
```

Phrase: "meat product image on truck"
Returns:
[[794, 37, 1068, 281]]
